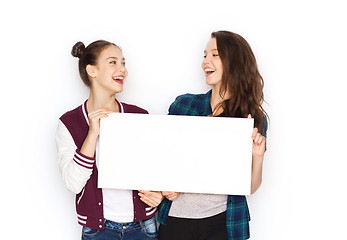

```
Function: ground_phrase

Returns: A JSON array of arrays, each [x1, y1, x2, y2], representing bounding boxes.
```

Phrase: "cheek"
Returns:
[[217, 62, 223, 76], [219, 68, 223, 77]]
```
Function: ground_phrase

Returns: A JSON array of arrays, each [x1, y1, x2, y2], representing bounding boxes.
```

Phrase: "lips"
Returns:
[[113, 75, 124, 84], [204, 67, 215, 76]]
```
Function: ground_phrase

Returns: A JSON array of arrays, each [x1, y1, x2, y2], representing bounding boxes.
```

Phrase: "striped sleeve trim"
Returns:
[[145, 207, 157, 216], [73, 150, 95, 169]]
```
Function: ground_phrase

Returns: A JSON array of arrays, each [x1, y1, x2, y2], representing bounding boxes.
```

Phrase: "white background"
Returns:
[[1, 0, 346, 239]]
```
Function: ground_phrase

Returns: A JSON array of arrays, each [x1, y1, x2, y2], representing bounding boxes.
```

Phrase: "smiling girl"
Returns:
[[157, 31, 268, 240], [56, 40, 162, 240]]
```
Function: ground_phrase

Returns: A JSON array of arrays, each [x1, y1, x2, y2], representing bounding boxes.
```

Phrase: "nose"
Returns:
[[203, 53, 212, 64], [118, 65, 126, 73], [202, 57, 210, 67]]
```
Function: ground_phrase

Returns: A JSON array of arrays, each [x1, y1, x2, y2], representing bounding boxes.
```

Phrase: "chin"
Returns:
[[112, 87, 124, 94], [116, 88, 124, 94], [206, 77, 222, 86], [206, 79, 217, 86]]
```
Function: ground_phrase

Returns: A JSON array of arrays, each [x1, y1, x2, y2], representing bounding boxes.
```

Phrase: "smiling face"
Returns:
[[202, 38, 223, 88], [89, 45, 127, 94]]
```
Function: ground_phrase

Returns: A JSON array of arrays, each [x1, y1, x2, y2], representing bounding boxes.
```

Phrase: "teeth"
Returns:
[[205, 68, 215, 73], [113, 77, 123, 80]]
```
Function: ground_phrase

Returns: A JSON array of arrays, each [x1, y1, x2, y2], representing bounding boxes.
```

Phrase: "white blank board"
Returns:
[[98, 113, 254, 195]]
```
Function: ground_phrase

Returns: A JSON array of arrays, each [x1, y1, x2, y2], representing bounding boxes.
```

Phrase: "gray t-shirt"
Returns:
[[168, 193, 228, 219]]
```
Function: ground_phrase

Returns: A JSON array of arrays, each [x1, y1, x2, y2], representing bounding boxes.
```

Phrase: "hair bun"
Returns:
[[71, 41, 85, 58]]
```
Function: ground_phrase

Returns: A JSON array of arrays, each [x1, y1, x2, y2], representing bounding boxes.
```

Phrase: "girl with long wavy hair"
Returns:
[[157, 30, 268, 240]]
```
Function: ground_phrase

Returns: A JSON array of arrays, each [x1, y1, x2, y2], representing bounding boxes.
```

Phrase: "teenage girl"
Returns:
[[157, 31, 268, 240], [56, 40, 163, 239]]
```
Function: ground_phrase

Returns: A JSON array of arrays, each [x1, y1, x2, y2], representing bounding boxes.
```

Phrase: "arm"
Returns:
[[56, 120, 95, 194], [56, 108, 112, 194]]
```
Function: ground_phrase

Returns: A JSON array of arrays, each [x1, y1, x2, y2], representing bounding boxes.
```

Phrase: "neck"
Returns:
[[210, 84, 231, 115], [210, 85, 224, 112], [87, 88, 119, 113]]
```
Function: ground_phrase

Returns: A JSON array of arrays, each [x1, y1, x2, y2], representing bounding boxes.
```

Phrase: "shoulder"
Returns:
[[58, 103, 89, 145], [174, 92, 208, 104], [120, 102, 148, 114], [169, 91, 210, 115], [59, 103, 84, 124]]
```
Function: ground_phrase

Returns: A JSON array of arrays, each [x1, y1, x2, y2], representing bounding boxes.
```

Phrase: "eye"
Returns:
[[110, 61, 116, 64], [213, 54, 219, 57], [203, 55, 207, 59], [122, 62, 126, 66]]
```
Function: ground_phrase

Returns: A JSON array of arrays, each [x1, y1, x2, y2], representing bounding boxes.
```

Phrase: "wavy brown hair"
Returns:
[[211, 30, 268, 134]]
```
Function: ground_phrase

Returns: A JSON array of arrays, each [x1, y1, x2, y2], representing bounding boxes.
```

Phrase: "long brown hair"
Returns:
[[71, 40, 118, 87], [211, 30, 268, 134]]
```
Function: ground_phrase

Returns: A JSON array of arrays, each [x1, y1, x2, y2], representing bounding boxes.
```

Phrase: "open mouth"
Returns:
[[113, 75, 124, 84], [204, 68, 215, 76]]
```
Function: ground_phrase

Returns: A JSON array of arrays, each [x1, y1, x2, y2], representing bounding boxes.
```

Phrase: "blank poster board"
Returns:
[[98, 113, 254, 195]]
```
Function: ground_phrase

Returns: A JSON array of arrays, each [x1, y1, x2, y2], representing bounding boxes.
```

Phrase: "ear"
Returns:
[[86, 64, 97, 78]]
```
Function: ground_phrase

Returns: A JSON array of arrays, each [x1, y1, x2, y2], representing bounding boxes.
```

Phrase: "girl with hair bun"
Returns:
[[157, 31, 268, 240], [56, 40, 162, 239]]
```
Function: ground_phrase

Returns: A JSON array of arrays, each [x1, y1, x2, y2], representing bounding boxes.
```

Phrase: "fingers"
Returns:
[[251, 127, 265, 146], [162, 191, 179, 201], [87, 108, 114, 136], [251, 127, 258, 140], [161, 191, 171, 197], [248, 114, 266, 158], [248, 115, 258, 140], [138, 193, 157, 207], [254, 133, 265, 145], [138, 191, 164, 207], [251, 128, 264, 144], [88, 108, 113, 119], [252, 133, 266, 159]]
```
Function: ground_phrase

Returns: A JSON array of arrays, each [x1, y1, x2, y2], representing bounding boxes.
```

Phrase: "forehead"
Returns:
[[99, 45, 123, 59], [205, 38, 218, 51]]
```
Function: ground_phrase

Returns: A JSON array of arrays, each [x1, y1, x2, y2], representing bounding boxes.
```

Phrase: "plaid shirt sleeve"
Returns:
[[157, 198, 172, 225]]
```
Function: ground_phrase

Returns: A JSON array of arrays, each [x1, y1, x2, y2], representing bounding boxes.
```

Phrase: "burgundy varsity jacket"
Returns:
[[56, 99, 156, 230]]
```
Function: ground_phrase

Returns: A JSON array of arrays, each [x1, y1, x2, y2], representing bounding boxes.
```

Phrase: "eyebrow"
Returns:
[[204, 49, 218, 53], [107, 57, 126, 61]]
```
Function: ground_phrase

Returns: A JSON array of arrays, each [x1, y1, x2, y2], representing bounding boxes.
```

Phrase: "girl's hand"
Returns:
[[80, 108, 113, 158], [248, 114, 266, 161], [162, 191, 180, 201], [88, 108, 113, 137], [251, 127, 266, 159], [138, 190, 164, 207]]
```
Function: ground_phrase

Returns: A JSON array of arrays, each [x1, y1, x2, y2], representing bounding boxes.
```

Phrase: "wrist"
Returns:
[[87, 130, 99, 140], [252, 155, 264, 165]]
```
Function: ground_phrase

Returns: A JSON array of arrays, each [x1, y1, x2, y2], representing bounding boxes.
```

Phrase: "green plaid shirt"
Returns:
[[157, 90, 267, 240]]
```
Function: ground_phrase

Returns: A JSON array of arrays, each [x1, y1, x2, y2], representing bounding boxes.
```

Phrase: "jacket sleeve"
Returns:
[[56, 120, 95, 194]]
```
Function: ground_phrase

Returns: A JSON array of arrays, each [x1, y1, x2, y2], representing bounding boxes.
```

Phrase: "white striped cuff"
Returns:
[[73, 150, 95, 169]]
